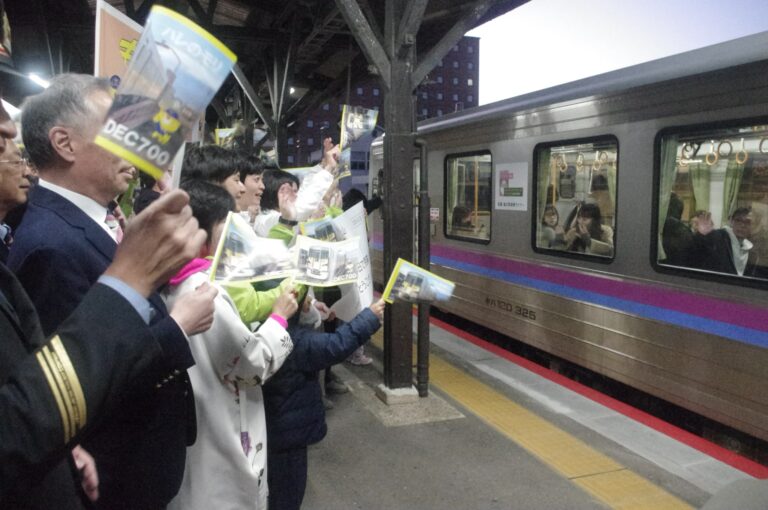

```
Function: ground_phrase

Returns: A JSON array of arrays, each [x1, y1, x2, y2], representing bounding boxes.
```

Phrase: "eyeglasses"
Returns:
[[0, 158, 29, 167]]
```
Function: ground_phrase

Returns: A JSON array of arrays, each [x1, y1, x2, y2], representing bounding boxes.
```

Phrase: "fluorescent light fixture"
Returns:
[[28, 73, 50, 89], [1, 99, 20, 118], [289, 87, 295, 95]]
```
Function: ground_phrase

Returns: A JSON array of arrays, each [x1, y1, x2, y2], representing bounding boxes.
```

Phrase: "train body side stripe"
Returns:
[[371, 238, 768, 347], [432, 254, 768, 349]]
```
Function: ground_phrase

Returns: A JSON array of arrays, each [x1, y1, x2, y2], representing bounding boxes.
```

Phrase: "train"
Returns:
[[367, 31, 768, 444]]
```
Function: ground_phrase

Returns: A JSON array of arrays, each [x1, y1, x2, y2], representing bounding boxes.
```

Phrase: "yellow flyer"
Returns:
[[95, 6, 236, 179], [382, 258, 455, 304]]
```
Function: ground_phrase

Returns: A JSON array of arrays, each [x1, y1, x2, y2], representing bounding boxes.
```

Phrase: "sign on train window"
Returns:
[[445, 151, 492, 243], [533, 137, 618, 259], [655, 121, 768, 281]]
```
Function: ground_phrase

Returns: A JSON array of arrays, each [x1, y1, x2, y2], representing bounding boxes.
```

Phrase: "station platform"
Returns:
[[301, 315, 768, 509]]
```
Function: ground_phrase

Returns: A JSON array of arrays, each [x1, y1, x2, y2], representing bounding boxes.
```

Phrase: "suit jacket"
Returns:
[[8, 185, 196, 509], [692, 229, 760, 277], [0, 272, 191, 507]]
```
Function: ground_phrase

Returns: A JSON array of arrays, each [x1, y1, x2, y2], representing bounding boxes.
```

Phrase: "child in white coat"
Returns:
[[165, 180, 299, 510]]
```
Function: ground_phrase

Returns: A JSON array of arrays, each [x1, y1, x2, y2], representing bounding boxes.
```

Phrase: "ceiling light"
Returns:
[[28, 73, 50, 89]]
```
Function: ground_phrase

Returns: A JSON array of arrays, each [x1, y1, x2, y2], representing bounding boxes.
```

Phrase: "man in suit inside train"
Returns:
[[691, 207, 760, 277], [8, 73, 215, 509], [0, 50, 214, 510]]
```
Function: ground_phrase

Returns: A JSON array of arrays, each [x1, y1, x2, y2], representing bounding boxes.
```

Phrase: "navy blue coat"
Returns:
[[0, 275, 190, 507], [0, 261, 86, 509], [263, 308, 380, 452], [8, 185, 196, 509]]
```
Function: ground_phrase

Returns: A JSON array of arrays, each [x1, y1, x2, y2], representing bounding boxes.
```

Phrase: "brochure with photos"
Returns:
[[95, 5, 236, 179], [382, 258, 455, 304], [338, 104, 378, 178], [300, 216, 339, 242], [293, 235, 361, 287], [209, 212, 295, 283]]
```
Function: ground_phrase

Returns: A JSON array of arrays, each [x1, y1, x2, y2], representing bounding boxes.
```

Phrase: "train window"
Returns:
[[533, 137, 618, 259], [655, 121, 768, 282], [445, 151, 492, 244]]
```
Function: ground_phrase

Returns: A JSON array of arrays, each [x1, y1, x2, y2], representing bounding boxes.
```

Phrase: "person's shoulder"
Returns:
[[14, 196, 74, 241]]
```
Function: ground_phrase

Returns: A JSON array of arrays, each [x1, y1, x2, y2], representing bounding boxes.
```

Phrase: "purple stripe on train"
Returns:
[[371, 235, 768, 347]]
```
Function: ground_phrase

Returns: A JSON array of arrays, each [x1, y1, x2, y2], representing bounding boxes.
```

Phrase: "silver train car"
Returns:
[[367, 32, 768, 443]]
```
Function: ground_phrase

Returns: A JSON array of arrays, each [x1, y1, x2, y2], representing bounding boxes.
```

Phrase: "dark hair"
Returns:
[[342, 188, 366, 211], [541, 204, 559, 226], [452, 205, 471, 227], [139, 171, 157, 190], [181, 145, 237, 184], [667, 193, 684, 220], [261, 168, 299, 211], [342, 188, 382, 214], [236, 150, 264, 182], [730, 206, 751, 220], [577, 203, 604, 239], [180, 179, 235, 243]]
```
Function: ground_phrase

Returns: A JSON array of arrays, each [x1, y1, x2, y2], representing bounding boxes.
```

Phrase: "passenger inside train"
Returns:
[[661, 192, 695, 266], [563, 202, 614, 256], [451, 205, 474, 230], [540, 204, 566, 249], [690, 207, 762, 277]]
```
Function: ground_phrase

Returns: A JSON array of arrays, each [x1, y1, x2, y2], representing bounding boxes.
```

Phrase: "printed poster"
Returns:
[[95, 6, 236, 179], [94, 0, 141, 88], [495, 162, 528, 211], [328, 203, 373, 321]]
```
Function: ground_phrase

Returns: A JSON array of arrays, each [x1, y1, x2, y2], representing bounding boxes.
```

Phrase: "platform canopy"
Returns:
[[5, 0, 528, 131]]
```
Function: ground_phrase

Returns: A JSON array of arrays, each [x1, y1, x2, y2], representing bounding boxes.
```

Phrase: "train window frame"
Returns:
[[531, 135, 619, 264], [651, 116, 768, 289], [444, 150, 493, 245]]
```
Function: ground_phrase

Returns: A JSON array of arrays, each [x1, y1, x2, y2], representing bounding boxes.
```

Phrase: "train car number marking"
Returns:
[[485, 297, 537, 321]]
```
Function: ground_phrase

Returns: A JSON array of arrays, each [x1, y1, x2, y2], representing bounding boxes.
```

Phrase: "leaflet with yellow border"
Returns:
[[382, 258, 455, 304], [95, 5, 236, 179]]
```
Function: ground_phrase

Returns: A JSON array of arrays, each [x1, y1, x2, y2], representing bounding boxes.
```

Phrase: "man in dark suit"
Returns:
[[691, 207, 759, 277], [0, 67, 90, 509], [0, 72, 213, 506], [8, 73, 214, 509]]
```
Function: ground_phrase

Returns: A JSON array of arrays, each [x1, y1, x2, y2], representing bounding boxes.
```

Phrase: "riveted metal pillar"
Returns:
[[381, 0, 415, 389]]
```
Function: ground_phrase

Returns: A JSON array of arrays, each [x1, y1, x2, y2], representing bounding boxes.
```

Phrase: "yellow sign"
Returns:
[[94, 0, 141, 87]]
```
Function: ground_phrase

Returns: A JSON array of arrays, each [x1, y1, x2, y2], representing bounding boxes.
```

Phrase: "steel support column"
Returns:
[[381, 0, 415, 389]]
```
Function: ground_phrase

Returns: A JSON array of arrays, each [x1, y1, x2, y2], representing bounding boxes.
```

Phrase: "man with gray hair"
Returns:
[[8, 73, 212, 509]]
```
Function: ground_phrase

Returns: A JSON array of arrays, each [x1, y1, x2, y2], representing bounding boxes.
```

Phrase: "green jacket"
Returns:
[[223, 279, 288, 325]]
